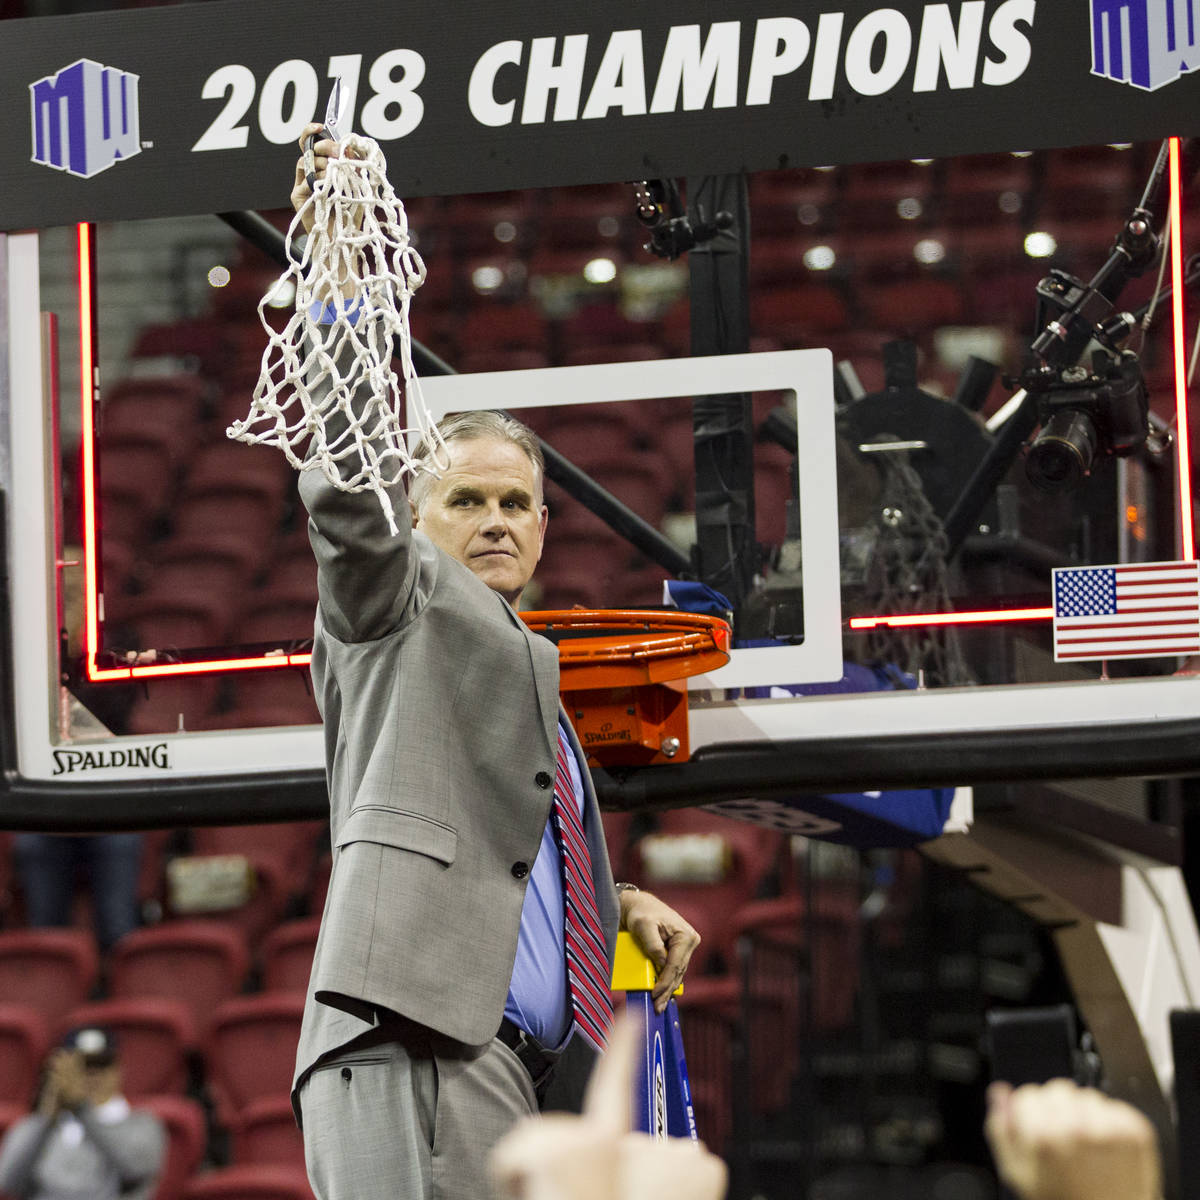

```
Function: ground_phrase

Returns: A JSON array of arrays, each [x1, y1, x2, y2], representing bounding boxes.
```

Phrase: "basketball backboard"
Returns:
[[1, 134, 1198, 820]]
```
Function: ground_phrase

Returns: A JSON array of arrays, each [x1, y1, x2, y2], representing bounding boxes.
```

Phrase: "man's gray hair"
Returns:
[[408, 410, 545, 516]]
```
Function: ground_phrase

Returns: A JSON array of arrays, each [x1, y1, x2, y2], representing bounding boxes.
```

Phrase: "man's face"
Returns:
[[414, 436, 548, 604]]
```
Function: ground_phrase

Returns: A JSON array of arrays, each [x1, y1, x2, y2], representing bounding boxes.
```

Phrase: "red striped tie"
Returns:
[[552, 726, 614, 1053]]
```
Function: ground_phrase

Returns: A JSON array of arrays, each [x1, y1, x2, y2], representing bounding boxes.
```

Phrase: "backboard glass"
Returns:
[[3, 134, 1198, 800]]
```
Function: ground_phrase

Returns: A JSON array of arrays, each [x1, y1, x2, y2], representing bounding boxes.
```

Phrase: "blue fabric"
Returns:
[[504, 724, 583, 1050], [308, 296, 364, 325], [663, 580, 732, 618], [665, 583, 955, 848]]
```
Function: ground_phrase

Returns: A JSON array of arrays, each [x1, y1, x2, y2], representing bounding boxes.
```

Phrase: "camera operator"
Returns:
[[0, 1028, 165, 1200]]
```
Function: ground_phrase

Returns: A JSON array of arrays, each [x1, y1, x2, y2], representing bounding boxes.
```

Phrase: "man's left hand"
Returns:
[[618, 890, 700, 1013]]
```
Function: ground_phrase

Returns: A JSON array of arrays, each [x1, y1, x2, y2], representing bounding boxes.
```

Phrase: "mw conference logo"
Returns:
[[1091, 0, 1200, 89], [30, 57, 141, 178]]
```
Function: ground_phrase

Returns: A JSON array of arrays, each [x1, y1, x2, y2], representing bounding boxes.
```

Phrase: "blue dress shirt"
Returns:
[[503, 724, 586, 1050]]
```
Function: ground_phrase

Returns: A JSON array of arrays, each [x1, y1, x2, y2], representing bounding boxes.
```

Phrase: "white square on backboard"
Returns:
[[419, 350, 843, 689]]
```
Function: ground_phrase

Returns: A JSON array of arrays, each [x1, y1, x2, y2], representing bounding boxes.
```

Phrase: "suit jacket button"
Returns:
[[511, 862, 529, 879], [535, 771, 552, 789]]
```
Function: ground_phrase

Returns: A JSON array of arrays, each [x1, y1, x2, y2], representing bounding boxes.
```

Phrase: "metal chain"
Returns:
[[860, 446, 975, 687]]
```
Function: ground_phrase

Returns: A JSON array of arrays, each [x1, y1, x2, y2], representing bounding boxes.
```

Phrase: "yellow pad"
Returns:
[[609, 930, 684, 995]]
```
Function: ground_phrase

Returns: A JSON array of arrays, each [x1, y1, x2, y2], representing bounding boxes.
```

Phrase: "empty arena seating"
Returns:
[[229, 1094, 306, 1169], [180, 1164, 316, 1200], [0, 928, 99, 1027], [140, 1094, 209, 1200], [205, 993, 306, 1126], [188, 824, 325, 906], [259, 917, 320, 995], [0, 1003, 51, 1107], [108, 920, 251, 1035]]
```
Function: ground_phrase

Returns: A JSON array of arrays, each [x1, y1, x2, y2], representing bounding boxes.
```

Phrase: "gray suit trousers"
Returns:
[[299, 1021, 537, 1200]]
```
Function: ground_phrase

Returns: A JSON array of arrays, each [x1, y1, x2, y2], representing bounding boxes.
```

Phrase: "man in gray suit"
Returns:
[[289, 126, 701, 1200]]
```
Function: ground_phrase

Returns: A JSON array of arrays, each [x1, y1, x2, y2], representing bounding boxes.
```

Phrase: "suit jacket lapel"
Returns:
[[500, 598, 560, 752]]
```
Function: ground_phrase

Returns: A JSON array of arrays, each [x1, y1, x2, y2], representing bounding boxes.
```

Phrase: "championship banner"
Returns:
[[3, 0, 1200, 230]]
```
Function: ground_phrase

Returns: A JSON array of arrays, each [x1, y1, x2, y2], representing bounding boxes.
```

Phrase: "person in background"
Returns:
[[12, 833, 142, 952], [0, 1027, 165, 1200]]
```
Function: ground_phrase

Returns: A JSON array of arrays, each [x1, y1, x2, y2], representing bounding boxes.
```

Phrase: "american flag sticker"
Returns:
[[1052, 561, 1200, 661]]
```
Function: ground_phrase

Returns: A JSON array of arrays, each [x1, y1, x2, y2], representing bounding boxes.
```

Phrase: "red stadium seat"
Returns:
[[123, 676, 222, 738], [129, 320, 232, 379], [140, 1094, 208, 1200], [757, 447, 796, 548], [260, 917, 321, 995], [165, 856, 290, 950], [99, 442, 177, 515], [112, 588, 234, 654], [0, 929, 99, 1028], [173, 492, 284, 544], [0, 1100, 26, 1146], [735, 889, 862, 1033], [630, 812, 789, 975], [559, 302, 652, 350], [560, 342, 667, 366], [147, 533, 266, 598], [859, 276, 966, 334], [455, 347, 552, 375], [257, 552, 317, 597], [195, 705, 320, 732], [229, 1094, 306, 1168], [459, 301, 549, 352], [751, 168, 839, 236], [0, 1004, 51, 1106], [58, 998, 196, 1098], [102, 376, 209, 432], [750, 283, 851, 343], [225, 672, 320, 725], [205, 993, 306, 1124], [189, 824, 325, 903], [237, 588, 319, 645], [109, 920, 251, 1036], [181, 1165, 316, 1200], [599, 812, 635, 882], [539, 187, 633, 251], [673, 976, 738, 1152]]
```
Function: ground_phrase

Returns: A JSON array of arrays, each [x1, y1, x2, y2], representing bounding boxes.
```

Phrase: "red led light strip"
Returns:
[[78, 223, 102, 675], [849, 607, 1053, 631], [77, 221, 312, 682], [76, 142, 1198, 673], [88, 653, 313, 682], [1169, 136, 1195, 561]]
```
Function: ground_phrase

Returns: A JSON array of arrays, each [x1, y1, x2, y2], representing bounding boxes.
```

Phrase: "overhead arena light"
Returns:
[[804, 245, 837, 271], [264, 277, 296, 307], [1024, 231, 1057, 258], [472, 264, 505, 293], [583, 257, 618, 284], [914, 238, 946, 265]]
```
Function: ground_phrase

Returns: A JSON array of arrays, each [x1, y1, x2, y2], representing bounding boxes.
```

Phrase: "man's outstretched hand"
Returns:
[[618, 889, 700, 1013]]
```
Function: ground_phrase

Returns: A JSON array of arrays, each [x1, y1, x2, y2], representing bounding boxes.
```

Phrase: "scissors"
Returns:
[[303, 77, 351, 190]]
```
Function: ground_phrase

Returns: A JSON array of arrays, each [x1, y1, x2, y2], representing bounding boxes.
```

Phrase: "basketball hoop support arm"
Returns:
[[215, 211, 691, 578]]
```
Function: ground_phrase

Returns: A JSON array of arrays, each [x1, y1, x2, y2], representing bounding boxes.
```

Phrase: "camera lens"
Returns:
[[1026, 408, 1098, 491]]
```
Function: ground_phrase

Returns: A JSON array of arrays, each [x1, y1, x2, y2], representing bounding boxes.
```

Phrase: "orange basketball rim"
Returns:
[[520, 609, 731, 767]]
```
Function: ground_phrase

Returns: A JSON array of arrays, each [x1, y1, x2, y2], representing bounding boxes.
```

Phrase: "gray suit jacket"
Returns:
[[291, 423, 619, 1108]]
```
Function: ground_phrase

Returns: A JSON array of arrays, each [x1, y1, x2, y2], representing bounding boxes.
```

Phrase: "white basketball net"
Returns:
[[227, 134, 445, 535]]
